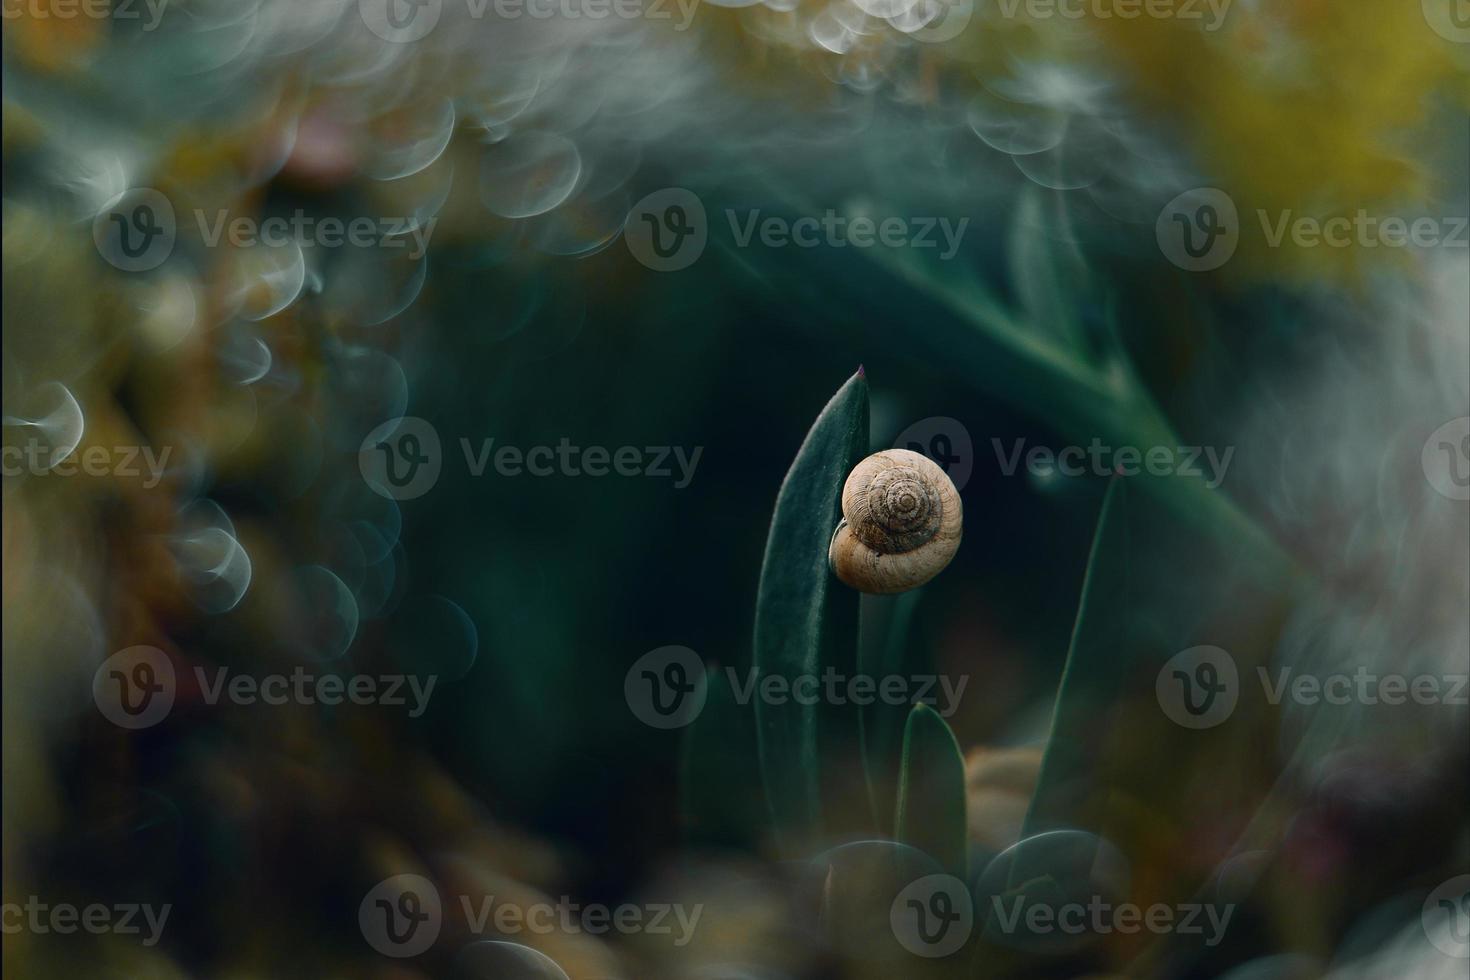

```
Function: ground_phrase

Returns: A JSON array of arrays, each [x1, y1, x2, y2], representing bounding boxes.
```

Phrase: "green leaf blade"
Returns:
[[753, 369, 870, 855], [894, 703, 969, 878], [1021, 478, 1127, 839]]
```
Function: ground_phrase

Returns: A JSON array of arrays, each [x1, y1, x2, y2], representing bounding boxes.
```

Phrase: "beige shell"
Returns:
[[828, 449, 962, 594]]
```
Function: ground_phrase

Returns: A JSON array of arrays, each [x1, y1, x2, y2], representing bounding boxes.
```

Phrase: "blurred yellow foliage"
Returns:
[[4, 1, 105, 71], [1091, 1, 1469, 279]]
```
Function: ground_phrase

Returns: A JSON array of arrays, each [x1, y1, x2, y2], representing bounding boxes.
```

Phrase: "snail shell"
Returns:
[[828, 449, 962, 594]]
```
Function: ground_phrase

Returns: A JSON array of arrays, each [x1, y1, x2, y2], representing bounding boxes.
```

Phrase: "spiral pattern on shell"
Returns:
[[828, 449, 962, 594]]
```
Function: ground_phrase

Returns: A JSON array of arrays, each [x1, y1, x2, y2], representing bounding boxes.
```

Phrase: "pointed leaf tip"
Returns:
[[894, 702, 968, 877]]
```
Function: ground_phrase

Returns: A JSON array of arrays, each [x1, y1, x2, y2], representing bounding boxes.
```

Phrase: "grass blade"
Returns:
[[753, 369, 870, 854], [894, 703, 969, 878]]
